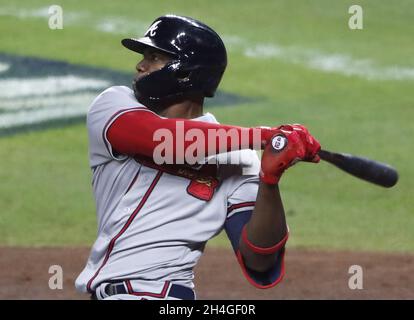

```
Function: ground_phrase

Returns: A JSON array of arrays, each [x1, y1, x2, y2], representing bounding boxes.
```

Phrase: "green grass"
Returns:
[[0, 0, 413, 252], [0, 123, 96, 245]]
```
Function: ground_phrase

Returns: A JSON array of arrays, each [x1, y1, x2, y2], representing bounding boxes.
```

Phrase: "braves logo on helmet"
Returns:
[[145, 20, 162, 37]]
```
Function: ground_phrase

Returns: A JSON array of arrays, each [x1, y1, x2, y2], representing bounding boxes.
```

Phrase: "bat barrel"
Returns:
[[319, 149, 399, 188]]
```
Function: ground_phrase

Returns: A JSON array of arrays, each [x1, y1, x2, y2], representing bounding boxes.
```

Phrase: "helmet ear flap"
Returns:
[[175, 69, 192, 83], [165, 61, 191, 83]]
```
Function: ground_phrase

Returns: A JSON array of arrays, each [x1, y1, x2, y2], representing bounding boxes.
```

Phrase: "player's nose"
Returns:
[[136, 60, 147, 74]]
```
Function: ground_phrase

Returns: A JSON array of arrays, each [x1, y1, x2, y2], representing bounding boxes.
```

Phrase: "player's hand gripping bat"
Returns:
[[268, 132, 399, 188], [317, 149, 398, 188]]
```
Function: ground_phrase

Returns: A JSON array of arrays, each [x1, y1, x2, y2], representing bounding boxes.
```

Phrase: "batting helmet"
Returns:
[[121, 15, 227, 110]]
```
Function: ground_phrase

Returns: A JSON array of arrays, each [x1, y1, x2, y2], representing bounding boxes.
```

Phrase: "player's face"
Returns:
[[135, 48, 172, 80]]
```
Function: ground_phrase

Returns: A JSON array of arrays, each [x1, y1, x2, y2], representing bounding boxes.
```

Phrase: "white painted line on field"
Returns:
[[2, 5, 414, 81], [244, 43, 284, 59], [244, 43, 414, 81], [0, 92, 97, 111], [0, 5, 146, 34], [0, 5, 86, 21], [95, 17, 147, 34], [0, 76, 110, 98], [0, 100, 92, 128], [0, 63, 10, 73], [222, 35, 246, 47], [96, 20, 122, 33], [0, 6, 49, 18]]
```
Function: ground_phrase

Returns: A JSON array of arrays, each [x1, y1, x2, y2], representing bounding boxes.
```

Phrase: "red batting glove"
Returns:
[[290, 124, 321, 163], [259, 124, 321, 185]]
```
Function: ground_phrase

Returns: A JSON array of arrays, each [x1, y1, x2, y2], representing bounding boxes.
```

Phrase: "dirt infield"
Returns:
[[0, 246, 413, 300]]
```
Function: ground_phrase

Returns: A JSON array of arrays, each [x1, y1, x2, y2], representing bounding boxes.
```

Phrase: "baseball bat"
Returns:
[[270, 134, 399, 188], [318, 149, 399, 188]]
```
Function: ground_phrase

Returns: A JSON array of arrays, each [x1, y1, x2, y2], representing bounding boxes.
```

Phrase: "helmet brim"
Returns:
[[121, 37, 177, 57]]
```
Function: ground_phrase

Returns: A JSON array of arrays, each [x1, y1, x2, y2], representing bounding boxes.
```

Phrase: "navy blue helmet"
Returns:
[[122, 15, 227, 109]]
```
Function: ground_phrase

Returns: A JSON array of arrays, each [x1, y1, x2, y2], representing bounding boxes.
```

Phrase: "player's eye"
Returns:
[[144, 50, 170, 64], [149, 53, 160, 61], [143, 52, 156, 62]]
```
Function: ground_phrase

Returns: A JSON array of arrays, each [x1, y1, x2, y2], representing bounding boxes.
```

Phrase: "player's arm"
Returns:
[[106, 109, 278, 161], [239, 125, 321, 272], [238, 183, 288, 272]]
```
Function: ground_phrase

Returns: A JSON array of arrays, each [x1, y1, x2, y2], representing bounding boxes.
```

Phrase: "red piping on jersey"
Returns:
[[124, 167, 141, 195], [86, 171, 163, 293], [227, 201, 256, 214], [235, 249, 286, 289], [125, 280, 171, 298]]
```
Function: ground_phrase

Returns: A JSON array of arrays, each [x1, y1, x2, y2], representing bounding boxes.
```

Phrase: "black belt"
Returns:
[[91, 282, 195, 300]]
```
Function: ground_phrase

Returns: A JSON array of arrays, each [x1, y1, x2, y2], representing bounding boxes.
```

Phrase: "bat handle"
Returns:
[[318, 149, 340, 162]]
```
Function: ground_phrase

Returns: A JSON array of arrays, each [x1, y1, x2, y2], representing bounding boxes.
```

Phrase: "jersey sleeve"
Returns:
[[87, 86, 146, 167], [226, 175, 258, 219], [224, 175, 287, 289]]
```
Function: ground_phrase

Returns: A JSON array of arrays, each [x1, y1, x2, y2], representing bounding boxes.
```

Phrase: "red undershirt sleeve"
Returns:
[[106, 109, 264, 162]]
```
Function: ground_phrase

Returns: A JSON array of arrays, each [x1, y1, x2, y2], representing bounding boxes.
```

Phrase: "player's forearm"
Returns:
[[107, 110, 265, 160], [238, 183, 288, 272]]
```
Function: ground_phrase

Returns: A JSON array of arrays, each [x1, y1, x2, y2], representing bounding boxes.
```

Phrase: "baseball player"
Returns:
[[75, 15, 320, 300]]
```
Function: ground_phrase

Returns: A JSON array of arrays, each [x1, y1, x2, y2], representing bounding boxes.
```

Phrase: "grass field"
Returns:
[[0, 0, 413, 252]]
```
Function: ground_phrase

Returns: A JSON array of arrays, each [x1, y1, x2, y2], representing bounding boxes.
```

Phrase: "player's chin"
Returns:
[[134, 72, 150, 81]]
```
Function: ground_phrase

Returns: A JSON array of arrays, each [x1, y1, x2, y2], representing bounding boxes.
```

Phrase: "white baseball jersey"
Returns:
[[75, 86, 263, 296]]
